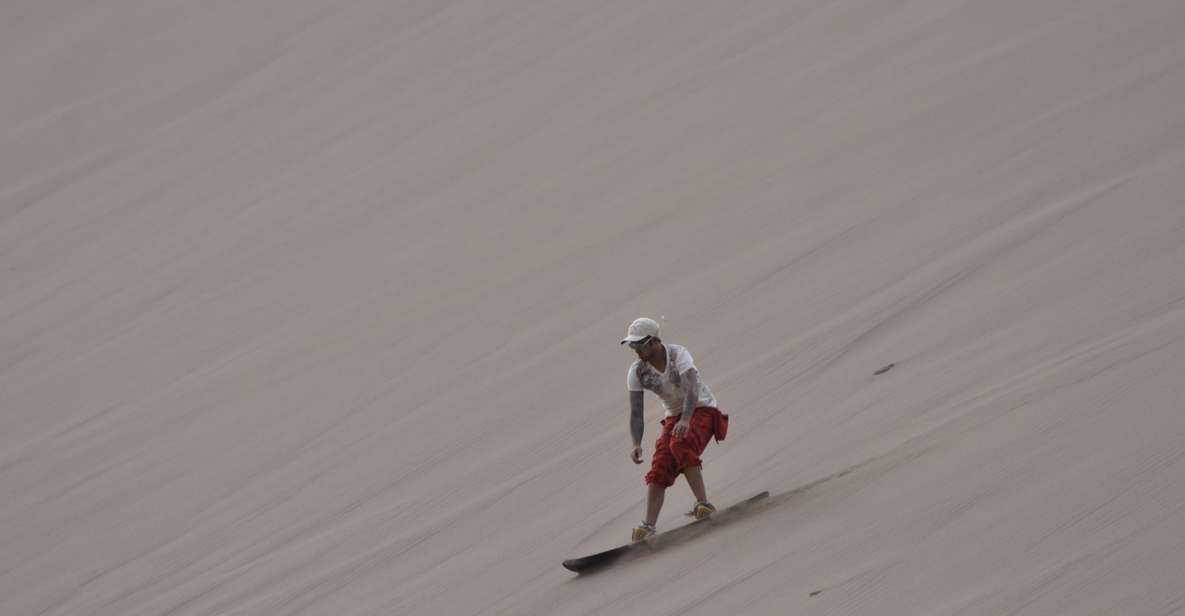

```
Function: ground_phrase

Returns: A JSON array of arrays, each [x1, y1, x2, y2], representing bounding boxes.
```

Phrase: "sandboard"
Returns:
[[562, 491, 770, 573]]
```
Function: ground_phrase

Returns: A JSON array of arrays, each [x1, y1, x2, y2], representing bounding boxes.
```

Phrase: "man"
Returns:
[[622, 317, 728, 542]]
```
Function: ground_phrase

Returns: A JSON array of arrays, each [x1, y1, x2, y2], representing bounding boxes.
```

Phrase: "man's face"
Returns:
[[630, 337, 656, 361]]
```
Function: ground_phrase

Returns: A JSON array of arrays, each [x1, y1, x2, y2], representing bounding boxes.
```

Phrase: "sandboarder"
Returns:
[[622, 317, 728, 542]]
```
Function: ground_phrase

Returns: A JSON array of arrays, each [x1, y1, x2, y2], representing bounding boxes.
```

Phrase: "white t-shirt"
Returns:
[[627, 344, 718, 417]]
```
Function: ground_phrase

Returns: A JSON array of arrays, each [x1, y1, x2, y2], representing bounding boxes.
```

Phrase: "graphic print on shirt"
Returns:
[[639, 372, 663, 391], [627, 344, 717, 417]]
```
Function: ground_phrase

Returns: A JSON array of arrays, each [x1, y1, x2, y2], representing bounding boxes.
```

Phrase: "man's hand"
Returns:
[[631, 445, 644, 464], [672, 417, 691, 439]]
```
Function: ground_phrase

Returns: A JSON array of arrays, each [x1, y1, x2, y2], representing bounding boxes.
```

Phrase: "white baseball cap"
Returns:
[[620, 317, 660, 344]]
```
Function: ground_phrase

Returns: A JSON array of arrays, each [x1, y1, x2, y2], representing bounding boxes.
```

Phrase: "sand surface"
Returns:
[[3, 1, 1185, 614]]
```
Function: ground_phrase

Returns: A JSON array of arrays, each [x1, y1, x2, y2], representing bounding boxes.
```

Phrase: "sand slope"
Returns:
[[3, 1, 1185, 614]]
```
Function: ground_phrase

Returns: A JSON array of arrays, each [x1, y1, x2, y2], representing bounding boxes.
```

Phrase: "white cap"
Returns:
[[620, 317, 660, 344]]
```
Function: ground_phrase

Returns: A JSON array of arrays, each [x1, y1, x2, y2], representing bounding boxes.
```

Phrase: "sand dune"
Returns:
[[3, 1, 1185, 614]]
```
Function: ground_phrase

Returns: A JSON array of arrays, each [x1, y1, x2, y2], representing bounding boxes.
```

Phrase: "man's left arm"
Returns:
[[674, 368, 700, 437]]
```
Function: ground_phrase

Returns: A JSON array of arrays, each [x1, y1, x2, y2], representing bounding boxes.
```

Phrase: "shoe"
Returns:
[[691, 501, 716, 520], [631, 521, 657, 542]]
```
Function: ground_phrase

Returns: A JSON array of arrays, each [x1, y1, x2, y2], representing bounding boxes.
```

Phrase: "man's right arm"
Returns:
[[629, 390, 644, 445]]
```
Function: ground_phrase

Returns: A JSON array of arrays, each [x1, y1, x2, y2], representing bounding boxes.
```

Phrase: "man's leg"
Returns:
[[644, 420, 676, 526], [683, 464, 707, 503], [670, 410, 712, 504], [644, 482, 665, 525]]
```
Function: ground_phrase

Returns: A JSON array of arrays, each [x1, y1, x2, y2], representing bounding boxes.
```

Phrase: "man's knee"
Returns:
[[669, 441, 704, 470], [645, 467, 677, 487]]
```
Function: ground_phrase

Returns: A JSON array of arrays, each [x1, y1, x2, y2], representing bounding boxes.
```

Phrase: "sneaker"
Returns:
[[691, 501, 716, 520], [631, 521, 657, 542]]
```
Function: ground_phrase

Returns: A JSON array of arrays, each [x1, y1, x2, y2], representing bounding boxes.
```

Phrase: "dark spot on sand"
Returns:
[[874, 363, 895, 376]]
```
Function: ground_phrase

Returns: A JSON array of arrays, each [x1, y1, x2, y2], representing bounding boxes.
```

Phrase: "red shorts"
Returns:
[[645, 407, 729, 488]]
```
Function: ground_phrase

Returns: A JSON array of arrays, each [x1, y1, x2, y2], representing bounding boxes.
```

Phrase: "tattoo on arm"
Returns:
[[630, 390, 645, 444], [681, 368, 699, 420]]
